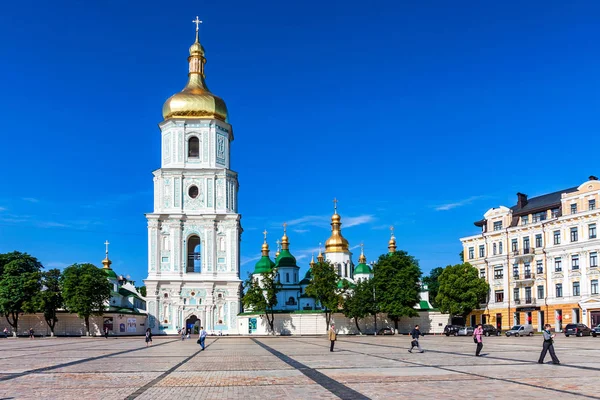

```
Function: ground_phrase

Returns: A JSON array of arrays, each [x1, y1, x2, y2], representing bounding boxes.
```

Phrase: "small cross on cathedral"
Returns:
[[192, 16, 203, 32], [333, 198, 338, 213], [390, 225, 395, 237], [104, 240, 110, 256], [263, 229, 268, 241], [283, 222, 287, 234]]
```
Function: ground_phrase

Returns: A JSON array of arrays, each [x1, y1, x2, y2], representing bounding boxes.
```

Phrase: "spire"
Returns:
[[261, 229, 270, 256], [310, 253, 315, 268], [275, 239, 281, 258], [102, 240, 112, 269], [317, 242, 324, 263], [281, 222, 289, 250], [325, 198, 349, 253], [388, 225, 397, 253], [359, 242, 367, 264]]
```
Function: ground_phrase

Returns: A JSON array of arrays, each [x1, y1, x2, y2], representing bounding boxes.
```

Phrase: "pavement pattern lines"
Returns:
[[0, 334, 599, 399]]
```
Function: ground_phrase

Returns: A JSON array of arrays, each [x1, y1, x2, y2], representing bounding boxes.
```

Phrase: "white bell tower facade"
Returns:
[[144, 18, 242, 335]]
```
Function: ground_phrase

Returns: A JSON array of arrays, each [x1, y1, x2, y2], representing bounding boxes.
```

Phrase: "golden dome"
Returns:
[[325, 200, 349, 253], [309, 254, 315, 267], [162, 27, 228, 121], [358, 243, 367, 264], [388, 226, 397, 253], [261, 230, 270, 256], [281, 223, 290, 250]]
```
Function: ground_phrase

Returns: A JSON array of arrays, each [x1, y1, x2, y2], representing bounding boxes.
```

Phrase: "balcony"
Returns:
[[514, 298, 536, 307], [513, 272, 535, 281], [513, 248, 535, 261]]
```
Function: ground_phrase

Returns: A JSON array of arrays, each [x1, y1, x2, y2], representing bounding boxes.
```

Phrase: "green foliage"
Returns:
[[61, 263, 111, 335], [0, 252, 43, 334], [373, 250, 422, 329], [39, 269, 63, 334], [342, 279, 376, 333], [136, 286, 147, 297], [459, 250, 464, 262], [242, 269, 281, 333], [435, 262, 490, 318], [422, 267, 443, 308], [305, 261, 341, 330]]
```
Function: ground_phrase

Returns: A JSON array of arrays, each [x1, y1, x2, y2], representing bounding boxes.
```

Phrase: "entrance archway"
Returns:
[[186, 315, 200, 335]]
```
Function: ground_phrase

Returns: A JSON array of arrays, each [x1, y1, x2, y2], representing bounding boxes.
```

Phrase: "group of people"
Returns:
[[327, 323, 561, 365]]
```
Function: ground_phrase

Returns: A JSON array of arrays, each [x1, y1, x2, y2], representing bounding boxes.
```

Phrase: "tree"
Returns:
[[459, 250, 464, 262], [38, 269, 63, 336], [136, 286, 147, 297], [373, 250, 422, 331], [305, 261, 342, 331], [242, 269, 280, 333], [422, 267, 444, 308], [435, 262, 489, 320], [342, 279, 376, 334], [61, 263, 111, 335], [0, 252, 43, 336]]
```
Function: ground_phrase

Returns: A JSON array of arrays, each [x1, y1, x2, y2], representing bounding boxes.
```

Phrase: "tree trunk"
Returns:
[[7, 313, 18, 335], [266, 312, 275, 334], [84, 316, 90, 336], [354, 318, 362, 334], [325, 311, 331, 332], [393, 317, 399, 331]]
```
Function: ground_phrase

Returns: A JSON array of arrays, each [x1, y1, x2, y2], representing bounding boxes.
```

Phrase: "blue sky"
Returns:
[[1, 1, 599, 284]]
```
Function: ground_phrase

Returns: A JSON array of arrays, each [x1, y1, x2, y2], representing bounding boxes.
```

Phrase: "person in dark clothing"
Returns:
[[104, 327, 109, 339], [408, 325, 424, 353], [145, 328, 153, 347], [538, 324, 560, 365]]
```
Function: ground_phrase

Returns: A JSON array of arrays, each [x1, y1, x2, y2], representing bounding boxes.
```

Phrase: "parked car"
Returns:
[[457, 326, 475, 336], [564, 323, 592, 337], [505, 325, 534, 337], [592, 325, 600, 337], [482, 324, 500, 336], [377, 327, 395, 335], [444, 325, 462, 336]]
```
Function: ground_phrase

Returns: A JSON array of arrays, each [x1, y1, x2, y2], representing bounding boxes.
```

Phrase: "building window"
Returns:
[[513, 288, 520, 301], [523, 237, 530, 252], [524, 262, 531, 277], [480, 268, 485, 278], [571, 203, 577, 215], [591, 252, 598, 268], [589, 223, 597, 239], [495, 290, 504, 303], [570, 227, 578, 242], [494, 267, 503, 279], [592, 279, 599, 295], [513, 264, 519, 278], [537, 285, 544, 299], [536, 260, 543, 274], [535, 234, 542, 248], [555, 257, 562, 272], [573, 281, 580, 297], [468, 247, 474, 260], [572, 254, 579, 270], [511, 239, 518, 253], [521, 216, 529, 226], [525, 287, 532, 303], [556, 283, 563, 298], [532, 211, 547, 223], [590, 199, 596, 211], [479, 245, 485, 258], [499, 242, 503, 254], [188, 136, 200, 158], [554, 230, 561, 245], [551, 208, 559, 218], [286, 273, 289, 283], [494, 221, 502, 231], [493, 243, 497, 255]]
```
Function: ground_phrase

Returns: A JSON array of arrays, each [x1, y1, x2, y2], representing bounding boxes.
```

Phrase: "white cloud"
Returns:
[[285, 215, 329, 227], [22, 197, 40, 203], [240, 256, 261, 266], [344, 215, 375, 228], [0, 207, 6, 212], [435, 196, 484, 211], [37, 221, 70, 228], [292, 229, 309, 234]]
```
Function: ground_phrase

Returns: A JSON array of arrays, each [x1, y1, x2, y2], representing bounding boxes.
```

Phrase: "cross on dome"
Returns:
[[283, 222, 287, 234], [263, 229, 268, 241], [333, 198, 338, 214], [192, 16, 203, 32], [104, 240, 110, 256], [390, 225, 395, 238]]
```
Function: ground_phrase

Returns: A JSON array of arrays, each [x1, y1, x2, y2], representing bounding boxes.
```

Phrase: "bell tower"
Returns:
[[144, 17, 242, 335]]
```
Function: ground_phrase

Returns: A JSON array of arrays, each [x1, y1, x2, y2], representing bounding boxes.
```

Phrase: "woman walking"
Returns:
[[328, 324, 337, 352], [538, 324, 560, 364], [473, 324, 484, 356], [145, 328, 152, 347]]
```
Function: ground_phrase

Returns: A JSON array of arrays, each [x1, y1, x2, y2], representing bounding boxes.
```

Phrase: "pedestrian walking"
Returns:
[[473, 324, 484, 356], [198, 326, 207, 350], [180, 327, 186, 341], [3, 327, 8, 337], [328, 324, 337, 352], [104, 327, 109, 339], [29, 328, 34, 339], [538, 324, 560, 365], [408, 324, 424, 353], [145, 328, 152, 347]]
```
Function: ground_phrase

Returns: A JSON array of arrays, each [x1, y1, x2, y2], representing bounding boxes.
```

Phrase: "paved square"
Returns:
[[0, 334, 599, 399]]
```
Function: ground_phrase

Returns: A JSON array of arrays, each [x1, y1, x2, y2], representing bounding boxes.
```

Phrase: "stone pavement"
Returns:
[[0, 334, 599, 399]]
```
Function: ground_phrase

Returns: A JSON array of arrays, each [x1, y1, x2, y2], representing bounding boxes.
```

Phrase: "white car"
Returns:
[[505, 324, 534, 337]]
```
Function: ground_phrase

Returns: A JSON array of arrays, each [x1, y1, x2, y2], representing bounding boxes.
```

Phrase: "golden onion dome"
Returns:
[[162, 25, 228, 122], [325, 200, 349, 253], [388, 226, 397, 253]]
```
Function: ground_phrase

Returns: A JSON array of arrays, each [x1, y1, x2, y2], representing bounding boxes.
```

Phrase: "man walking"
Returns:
[[408, 325, 424, 353], [473, 324, 484, 356], [198, 326, 207, 351], [328, 324, 337, 352], [538, 324, 560, 365]]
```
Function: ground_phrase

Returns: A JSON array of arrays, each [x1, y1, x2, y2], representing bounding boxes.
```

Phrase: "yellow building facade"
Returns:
[[461, 177, 600, 332]]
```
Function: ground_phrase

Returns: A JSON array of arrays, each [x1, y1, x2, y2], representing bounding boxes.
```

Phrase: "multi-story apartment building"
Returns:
[[461, 176, 600, 332]]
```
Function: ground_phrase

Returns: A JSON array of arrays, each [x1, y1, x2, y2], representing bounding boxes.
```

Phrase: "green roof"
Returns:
[[353, 262, 372, 275], [253, 255, 275, 274], [337, 279, 355, 289], [118, 287, 143, 300], [299, 268, 313, 285], [419, 300, 432, 310], [275, 249, 297, 268], [103, 268, 118, 279]]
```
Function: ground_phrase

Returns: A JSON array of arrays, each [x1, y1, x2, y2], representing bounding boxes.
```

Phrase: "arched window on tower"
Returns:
[[337, 263, 342, 276], [344, 262, 348, 278], [187, 235, 201, 273], [188, 137, 200, 158]]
